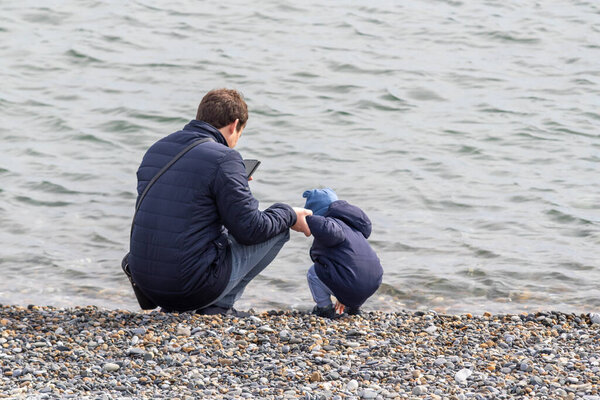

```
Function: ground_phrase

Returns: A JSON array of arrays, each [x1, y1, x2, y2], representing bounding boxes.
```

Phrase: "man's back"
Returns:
[[130, 120, 233, 310], [130, 119, 297, 311], [125, 88, 312, 314]]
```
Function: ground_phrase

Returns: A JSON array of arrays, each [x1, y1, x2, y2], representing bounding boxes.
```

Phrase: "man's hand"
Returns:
[[291, 207, 312, 236]]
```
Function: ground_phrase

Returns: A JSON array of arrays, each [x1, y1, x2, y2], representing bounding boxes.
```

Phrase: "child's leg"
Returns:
[[307, 264, 334, 308]]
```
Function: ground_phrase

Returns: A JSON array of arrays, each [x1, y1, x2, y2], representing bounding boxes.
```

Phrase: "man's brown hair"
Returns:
[[196, 89, 248, 131]]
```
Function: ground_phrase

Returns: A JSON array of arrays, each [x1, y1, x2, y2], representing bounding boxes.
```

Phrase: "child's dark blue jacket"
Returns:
[[129, 120, 296, 311], [306, 200, 383, 307]]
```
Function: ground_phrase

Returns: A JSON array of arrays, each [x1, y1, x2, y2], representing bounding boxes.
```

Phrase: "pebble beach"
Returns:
[[1, 305, 600, 400]]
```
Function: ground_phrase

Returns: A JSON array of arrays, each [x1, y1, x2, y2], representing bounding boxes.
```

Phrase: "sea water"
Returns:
[[0, 0, 598, 314]]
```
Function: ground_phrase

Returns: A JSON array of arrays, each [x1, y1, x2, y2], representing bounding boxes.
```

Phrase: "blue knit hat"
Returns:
[[302, 188, 338, 216]]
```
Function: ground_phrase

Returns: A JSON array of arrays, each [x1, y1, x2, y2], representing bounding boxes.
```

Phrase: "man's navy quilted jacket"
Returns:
[[129, 120, 296, 311]]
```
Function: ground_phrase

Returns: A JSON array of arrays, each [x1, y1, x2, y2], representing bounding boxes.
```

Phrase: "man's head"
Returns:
[[196, 89, 248, 148], [303, 188, 338, 216]]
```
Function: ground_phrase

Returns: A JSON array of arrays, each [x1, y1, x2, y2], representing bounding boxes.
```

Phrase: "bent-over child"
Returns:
[[303, 188, 383, 318]]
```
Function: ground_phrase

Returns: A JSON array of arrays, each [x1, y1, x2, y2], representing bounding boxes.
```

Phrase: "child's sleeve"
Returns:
[[306, 215, 345, 247]]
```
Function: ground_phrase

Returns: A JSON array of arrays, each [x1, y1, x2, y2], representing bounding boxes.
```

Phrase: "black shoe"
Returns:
[[227, 308, 251, 317], [312, 304, 338, 319], [346, 306, 361, 316], [196, 305, 251, 317], [196, 305, 230, 315]]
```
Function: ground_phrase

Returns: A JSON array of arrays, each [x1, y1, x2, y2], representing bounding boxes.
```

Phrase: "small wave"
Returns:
[[70, 133, 114, 145], [355, 99, 408, 112], [133, 62, 188, 69], [32, 115, 73, 133], [383, 87, 411, 104], [14, 195, 71, 207], [478, 106, 531, 116], [323, 108, 353, 122], [291, 71, 319, 79], [311, 84, 361, 94], [582, 112, 600, 121], [101, 35, 147, 50], [434, 0, 463, 6], [458, 267, 488, 278], [435, 199, 475, 210], [22, 8, 71, 25], [327, 62, 397, 75], [252, 106, 293, 118], [457, 145, 482, 155], [249, 11, 283, 23], [571, 78, 594, 86], [89, 233, 121, 246], [129, 112, 188, 124], [26, 181, 79, 195], [407, 88, 445, 101], [23, 148, 55, 158], [553, 127, 598, 138], [462, 243, 502, 259], [480, 31, 540, 44], [65, 49, 102, 65], [515, 132, 558, 142], [540, 271, 579, 284], [546, 209, 593, 225], [509, 195, 540, 203], [559, 262, 595, 272], [97, 120, 146, 134], [274, 3, 307, 13], [376, 283, 407, 298]]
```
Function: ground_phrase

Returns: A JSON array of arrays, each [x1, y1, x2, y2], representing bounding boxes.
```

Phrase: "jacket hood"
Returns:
[[325, 200, 372, 239]]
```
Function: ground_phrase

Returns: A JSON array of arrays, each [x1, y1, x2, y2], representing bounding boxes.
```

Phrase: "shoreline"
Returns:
[[1, 305, 599, 399]]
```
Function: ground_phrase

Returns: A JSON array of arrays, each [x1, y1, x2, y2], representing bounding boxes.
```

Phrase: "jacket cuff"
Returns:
[[273, 203, 297, 227]]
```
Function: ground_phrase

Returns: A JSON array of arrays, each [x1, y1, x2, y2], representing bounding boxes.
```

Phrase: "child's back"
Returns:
[[303, 189, 383, 317]]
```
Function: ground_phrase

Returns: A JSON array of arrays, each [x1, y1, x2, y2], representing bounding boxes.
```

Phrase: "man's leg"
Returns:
[[210, 230, 290, 310], [307, 264, 334, 308]]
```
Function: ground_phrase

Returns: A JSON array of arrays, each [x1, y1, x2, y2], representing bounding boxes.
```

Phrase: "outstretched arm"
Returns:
[[213, 152, 296, 244]]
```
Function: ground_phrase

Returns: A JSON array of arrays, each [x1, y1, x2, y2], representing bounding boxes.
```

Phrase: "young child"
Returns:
[[303, 188, 383, 318]]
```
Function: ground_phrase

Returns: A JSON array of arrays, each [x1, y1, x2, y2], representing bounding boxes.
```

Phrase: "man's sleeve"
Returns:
[[212, 151, 296, 245], [306, 215, 345, 248]]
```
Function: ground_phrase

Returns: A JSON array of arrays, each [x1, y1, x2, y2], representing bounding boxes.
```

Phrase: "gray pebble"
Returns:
[[258, 325, 274, 333], [131, 327, 146, 336], [362, 389, 378, 399], [425, 325, 437, 334], [412, 386, 428, 395], [347, 379, 359, 391], [103, 363, 120, 372]]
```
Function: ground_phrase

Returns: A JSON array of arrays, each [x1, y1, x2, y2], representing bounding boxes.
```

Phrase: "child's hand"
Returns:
[[334, 301, 345, 314]]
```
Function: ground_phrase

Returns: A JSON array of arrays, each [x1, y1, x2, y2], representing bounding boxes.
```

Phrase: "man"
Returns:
[[129, 89, 312, 315]]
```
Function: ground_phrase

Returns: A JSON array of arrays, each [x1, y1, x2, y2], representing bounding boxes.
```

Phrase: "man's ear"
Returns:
[[232, 118, 240, 133]]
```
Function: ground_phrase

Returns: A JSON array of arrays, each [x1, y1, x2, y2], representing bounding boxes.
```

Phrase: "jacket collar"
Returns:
[[183, 120, 229, 147]]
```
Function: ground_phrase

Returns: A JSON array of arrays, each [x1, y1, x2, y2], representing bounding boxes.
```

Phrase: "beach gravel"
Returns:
[[1, 305, 599, 399]]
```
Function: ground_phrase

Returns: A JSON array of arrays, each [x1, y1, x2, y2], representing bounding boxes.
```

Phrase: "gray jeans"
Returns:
[[307, 264, 334, 308], [207, 230, 290, 309]]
